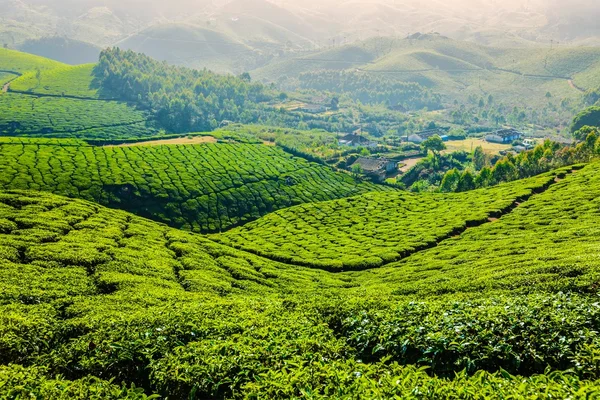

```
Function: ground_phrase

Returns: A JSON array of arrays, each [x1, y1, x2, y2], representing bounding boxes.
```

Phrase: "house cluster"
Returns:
[[485, 128, 523, 144], [351, 157, 398, 182], [407, 128, 449, 144]]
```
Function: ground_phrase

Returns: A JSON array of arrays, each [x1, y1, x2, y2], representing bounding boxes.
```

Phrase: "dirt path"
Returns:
[[568, 79, 585, 93], [107, 136, 218, 148], [399, 157, 425, 173]]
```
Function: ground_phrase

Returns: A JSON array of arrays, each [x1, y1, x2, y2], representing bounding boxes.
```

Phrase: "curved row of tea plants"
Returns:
[[0, 93, 158, 138], [9, 64, 107, 99], [3, 186, 600, 398], [359, 162, 599, 296], [215, 170, 564, 270], [0, 48, 64, 77], [0, 139, 390, 232]]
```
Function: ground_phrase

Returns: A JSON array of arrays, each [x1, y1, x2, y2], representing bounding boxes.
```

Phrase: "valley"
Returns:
[[3, 2, 600, 398]]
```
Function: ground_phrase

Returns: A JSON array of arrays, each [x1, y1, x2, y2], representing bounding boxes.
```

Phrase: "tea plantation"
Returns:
[[1, 51, 159, 139], [0, 93, 157, 138], [4, 47, 600, 399], [4, 168, 600, 398], [0, 48, 64, 76], [0, 138, 389, 232], [215, 170, 565, 270], [9, 64, 106, 99]]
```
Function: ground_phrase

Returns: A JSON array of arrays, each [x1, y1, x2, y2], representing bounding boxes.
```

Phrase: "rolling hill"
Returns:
[[4, 158, 600, 397], [0, 137, 391, 232], [254, 34, 599, 111], [114, 23, 262, 74], [214, 170, 563, 270], [16, 37, 101, 65]]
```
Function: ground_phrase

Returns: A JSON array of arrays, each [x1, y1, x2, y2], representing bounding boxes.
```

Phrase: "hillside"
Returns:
[[5, 159, 600, 396], [0, 50, 159, 139], [254, 35, 597, 111], [9, 64, 105, 99], [0, 138, 390, 232], [214, 171, 562, 270], [17, 37, 102, 65], [114, 23, 263, 74], [0, 48, 65, 75]]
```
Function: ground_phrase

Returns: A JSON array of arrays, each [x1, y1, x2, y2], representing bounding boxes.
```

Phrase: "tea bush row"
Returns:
[[216, 171, 563, 270], [3, 188, 600, 397], [359, 162, 600, 296], [0, 139, 390, 232], [0, 93, 158, 138], [10, 64, 105, 99]]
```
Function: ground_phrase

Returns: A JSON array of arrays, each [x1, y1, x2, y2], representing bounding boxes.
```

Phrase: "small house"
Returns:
[[351, 157, 398, 182], [407, 128, 450, 144], [485, 128, 523, 144], [523, 139, 536, 150], [338, 133, 376, 148]]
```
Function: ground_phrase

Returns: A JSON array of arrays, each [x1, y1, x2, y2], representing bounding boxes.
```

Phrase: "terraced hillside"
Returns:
[[9, 64, 106, 99], [5, 162, 600, 397], [0, 93, 156, 138], [215, 170, 565, 270], [0, 138, 389, 232], [358, 161, 600, 296], [0, 51, 159, 139]]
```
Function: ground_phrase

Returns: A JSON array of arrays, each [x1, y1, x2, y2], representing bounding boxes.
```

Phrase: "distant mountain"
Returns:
[[17, 37, 101, 65], [253, 34, 600, 111], [3, 0, 600, 71]]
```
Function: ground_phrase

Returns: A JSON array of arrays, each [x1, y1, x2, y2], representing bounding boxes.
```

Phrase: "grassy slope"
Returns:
[[9, 64, 104, 99], [0, 48, 65, 75], [254, 36, 596, 108], [4, 161, 600, 396], [1, 50, 158, 139], [214, 171, 560, 270], [0, 138, 390, 232]]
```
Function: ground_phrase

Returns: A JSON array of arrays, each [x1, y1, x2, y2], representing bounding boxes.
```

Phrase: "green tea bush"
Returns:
[[0, 139, 390, 232], [217, 172, 559, 270], [2, 162, 600, 398], [0, 93, 157, 139]]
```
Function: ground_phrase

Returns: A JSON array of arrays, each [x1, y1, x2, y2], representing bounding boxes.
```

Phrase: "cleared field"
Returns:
[[107, 135, 218, 147], [443, 138, 511, 154]]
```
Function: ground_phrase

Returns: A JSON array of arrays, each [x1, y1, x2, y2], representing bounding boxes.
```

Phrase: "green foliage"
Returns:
[[0, 365, 154, 399], [0, 93, 157, 139], [216, 173, 557, 270], [441, 140, 590, 191], [0, 139, 389, 232], [572, 106, 600, 133], [94, 48, 272, 133], [3, 169, 600, 398], [10, 64, 105, 99], [296, 70, 442, 110]]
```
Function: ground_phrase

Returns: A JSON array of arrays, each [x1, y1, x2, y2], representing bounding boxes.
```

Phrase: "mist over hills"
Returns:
[[3, 0, 600, 57]]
